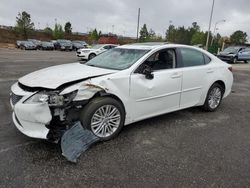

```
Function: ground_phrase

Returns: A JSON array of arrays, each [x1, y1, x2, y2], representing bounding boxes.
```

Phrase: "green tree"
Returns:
[[89, 28, 100, 41], [14, 11, 34, 38], [148, 28, 156, 39], [53, 23, 64, 39], [139, 24, 149, 42], [44, 27, 53, 35], [165, 24, 176, 42], [191, 31, 205, 45], [230, 30, 248, 44], [64, 22, 72, 34]]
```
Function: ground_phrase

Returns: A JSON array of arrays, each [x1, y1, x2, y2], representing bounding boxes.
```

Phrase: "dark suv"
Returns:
[[54, 39, 73, 51]]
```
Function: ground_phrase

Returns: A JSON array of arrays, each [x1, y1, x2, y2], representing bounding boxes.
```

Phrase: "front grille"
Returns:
[[11, 93, 23, 105], [218, 55, 231, 60]]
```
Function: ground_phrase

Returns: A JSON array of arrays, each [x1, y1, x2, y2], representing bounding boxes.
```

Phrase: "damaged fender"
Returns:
[[60, 81, 108, 101]]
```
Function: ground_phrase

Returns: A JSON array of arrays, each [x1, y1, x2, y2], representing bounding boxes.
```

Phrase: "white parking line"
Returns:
[[0, 78, 17, 82], [0, 141, 37, 154]]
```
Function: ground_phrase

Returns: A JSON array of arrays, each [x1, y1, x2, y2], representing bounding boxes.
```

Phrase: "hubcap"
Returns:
[[91, 105, 121, 138], [208, 87, 222, 109]]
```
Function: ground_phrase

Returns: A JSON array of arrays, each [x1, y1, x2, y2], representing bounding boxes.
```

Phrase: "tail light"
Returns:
[[228, 66, 233, 72]]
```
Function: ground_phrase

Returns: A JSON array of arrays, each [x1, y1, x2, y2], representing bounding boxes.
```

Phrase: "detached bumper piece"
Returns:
[[61, 121, 100, 163]]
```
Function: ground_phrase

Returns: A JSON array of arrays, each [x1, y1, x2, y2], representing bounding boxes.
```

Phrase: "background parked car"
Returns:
[[77, 44, 117, 60], [28, 39, 42, 49], [19, 41, 37, 50], [237, 47, 250, 63], [16, 40, 25, 48], [39, 41, 55, 50], [54, 39, 73, 51], [72, 40, 88, 50], [217, 46, 248, 63]]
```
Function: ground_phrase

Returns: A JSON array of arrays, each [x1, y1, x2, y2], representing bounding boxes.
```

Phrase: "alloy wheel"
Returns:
[[90, 105, 121, 138], [208, 87, 222, 109]]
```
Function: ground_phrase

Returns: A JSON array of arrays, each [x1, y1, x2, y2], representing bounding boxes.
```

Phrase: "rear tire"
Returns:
[[80, 97, 125, 141], [244, 60, 249, 64], [202, 83, 224, 112]]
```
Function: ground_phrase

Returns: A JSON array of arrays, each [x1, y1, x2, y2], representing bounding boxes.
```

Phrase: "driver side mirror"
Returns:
[[142, 65, 154, 80]]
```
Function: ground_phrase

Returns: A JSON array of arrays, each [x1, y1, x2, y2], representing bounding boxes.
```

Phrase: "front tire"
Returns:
[[232, 57, 237, 64], [80, 97, 125, 141], [244, 60, 249, 64], [88, 53, 96, 60], [202, 83, 224, 112]]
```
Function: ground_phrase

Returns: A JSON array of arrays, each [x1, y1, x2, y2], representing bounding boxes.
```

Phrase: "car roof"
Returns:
[[118, 43, 200, 50]]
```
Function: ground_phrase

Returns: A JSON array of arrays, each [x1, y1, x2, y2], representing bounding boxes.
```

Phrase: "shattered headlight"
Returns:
[[24, 91, 77, 106], [24, 92, 49, 104]]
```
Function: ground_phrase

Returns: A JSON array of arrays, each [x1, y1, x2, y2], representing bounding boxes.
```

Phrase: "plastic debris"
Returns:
[[61, 121, 100, 163]]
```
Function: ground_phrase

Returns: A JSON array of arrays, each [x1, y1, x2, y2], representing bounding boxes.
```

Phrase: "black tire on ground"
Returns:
[[80, 97, 125, 141], [88, 53, 96, 60], [244, 60, 249, 64], [232, 57, 237, 64], [202, 83, 224, 112]]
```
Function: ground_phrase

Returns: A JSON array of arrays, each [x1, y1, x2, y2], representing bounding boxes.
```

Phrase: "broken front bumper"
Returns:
[[10, 82, 52, 139], [12, 97, 52, 139]]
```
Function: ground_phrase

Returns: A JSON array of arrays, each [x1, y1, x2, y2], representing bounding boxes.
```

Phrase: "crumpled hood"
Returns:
[[19, 63, 117, 89], [219, 52, 236, 56]]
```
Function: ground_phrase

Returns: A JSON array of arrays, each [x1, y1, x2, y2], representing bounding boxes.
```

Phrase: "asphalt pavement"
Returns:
[[0, 49, 250, 188]]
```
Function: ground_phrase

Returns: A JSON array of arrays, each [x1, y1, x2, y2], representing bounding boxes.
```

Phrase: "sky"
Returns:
[[0, 0, 250, 39]]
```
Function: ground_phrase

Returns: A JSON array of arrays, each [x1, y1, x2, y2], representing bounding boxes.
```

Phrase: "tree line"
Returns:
[[14, 11, 102, 41], [14, 11, 248, 49], [139, 22, 248, 52]]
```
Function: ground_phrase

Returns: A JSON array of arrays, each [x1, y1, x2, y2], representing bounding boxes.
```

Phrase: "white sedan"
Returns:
[[10, 43, 233, 141], [76, 44, 118, 60]]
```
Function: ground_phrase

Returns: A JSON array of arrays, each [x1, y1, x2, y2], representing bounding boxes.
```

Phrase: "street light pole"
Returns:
[[136, 8, 140, 42], [205, 0, 215, 50], [210, 19, 226, 46]]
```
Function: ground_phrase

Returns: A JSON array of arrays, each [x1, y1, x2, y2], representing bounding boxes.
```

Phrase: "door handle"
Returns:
[[171, 72, 182, 78], [207, 68, 214, 73]]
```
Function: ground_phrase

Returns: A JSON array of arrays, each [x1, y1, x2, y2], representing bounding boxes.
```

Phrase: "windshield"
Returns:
[[58, 40, 71, 44], [24, 41, 34, 45], [86, 48, 149, 70], [42, 42, 53, 45], [223, 47, 240, 53], [91, 44, 105, 49], [73, 40, 86, 45]]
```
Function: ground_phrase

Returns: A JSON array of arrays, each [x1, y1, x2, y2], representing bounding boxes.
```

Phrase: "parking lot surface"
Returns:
[[0, 49, 250, 187]]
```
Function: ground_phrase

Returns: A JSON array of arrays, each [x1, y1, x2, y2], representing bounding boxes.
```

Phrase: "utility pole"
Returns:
[[205, 0, 215, 50], [136, 8, 140, 42], [210, 19, 226, 46]]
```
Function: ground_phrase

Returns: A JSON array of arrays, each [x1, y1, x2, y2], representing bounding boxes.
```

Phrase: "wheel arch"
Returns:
[[91, 90, 126, 115], [213, 80, 226, 94]]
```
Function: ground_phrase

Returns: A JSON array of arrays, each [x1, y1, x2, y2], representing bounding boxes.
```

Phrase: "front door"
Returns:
[[129, 49, 182, 121]]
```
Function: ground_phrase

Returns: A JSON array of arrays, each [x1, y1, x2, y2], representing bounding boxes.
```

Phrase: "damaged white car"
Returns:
[[10, 43, 233, 142]]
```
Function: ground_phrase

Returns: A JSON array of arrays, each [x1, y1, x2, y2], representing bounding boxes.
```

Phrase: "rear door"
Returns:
[[178, 47, 212, 108]]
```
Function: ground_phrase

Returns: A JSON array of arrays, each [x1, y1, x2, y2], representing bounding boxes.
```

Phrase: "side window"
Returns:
[[204, 54, 211, 64], [242, 48, 250, 52], [103, 45, 110, 50], [143, 49, 176, 71], [180, 48, 205, 67]]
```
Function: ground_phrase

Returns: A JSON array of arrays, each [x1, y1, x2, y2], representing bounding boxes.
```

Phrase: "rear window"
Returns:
[[180, 48, 205, 67]]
